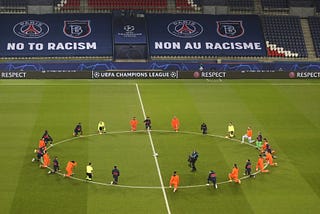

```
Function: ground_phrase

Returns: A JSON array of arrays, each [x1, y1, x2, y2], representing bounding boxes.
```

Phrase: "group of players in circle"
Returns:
[[171, 121, 278, 192], [32, 117, 278, 191]]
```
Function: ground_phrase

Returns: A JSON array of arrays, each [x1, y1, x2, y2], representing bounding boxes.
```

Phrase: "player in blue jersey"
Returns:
[[201, 123, 207, 134], [111, 165, 120, 184], [207, 170, 218, 189], [73, 122, 83, 137], [144, 117, 151, 130], [42, 130, 53, 145], [244, 159, 255, 178]]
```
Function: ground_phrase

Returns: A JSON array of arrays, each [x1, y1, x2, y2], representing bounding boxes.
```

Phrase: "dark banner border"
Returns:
[[1, 70, 319, 79]]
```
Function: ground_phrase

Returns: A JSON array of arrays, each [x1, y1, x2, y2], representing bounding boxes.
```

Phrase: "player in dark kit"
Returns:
[[244, 159, 255, 178], [200, 123, 207, 134], [32, 147, 44, 162], [188, 150, 199, 172], [144, 117, 151, 130], [49, 156, 60, 174], [111, 166, 120, 184], [207, 170, 218, 189], [73, 122, 83, 137], [42, 130, 53, 145]]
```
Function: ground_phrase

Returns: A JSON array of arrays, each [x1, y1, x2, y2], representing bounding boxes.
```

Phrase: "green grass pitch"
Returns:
[[0, 79, 319, 214]]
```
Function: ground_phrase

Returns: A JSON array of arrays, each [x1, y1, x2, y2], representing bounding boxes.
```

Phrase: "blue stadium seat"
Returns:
[[315, 1, 320, 13], [308, 16, 320, 57], [261, 0, 289, 10], [88, 0, 167, 12], [228, 0, 254, 11], [0, 0, 27, 13], [261, 15, 307, 58]]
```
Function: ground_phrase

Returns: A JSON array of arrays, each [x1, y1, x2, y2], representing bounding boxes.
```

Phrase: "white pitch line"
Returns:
[[135, 83, 172, 214], [45, 130, 269, 190]]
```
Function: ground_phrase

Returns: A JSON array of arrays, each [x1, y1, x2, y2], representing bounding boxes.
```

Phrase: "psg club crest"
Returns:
[[13, 20, 49, 38], [217, 21, 244, 38], [167, 20, 203, 38], [63, 20, 91, 38]]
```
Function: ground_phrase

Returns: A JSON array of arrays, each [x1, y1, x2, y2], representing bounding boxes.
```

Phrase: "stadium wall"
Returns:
[[1, 61, 320, 79]]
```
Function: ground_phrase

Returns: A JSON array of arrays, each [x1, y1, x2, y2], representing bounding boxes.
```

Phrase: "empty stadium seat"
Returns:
[[228, 0, 254, 11], [315, 1, 320, 13], [54, 0, 80, 11], [261, 0, 289, 10], [175, 0, 202, 12], [261, 15, 307, 58], [0, 0, 27, 13], [308, 16, 320, 57], [88, 0, 167, 12]]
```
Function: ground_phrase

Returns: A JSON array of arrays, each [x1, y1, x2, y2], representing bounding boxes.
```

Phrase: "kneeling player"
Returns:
[[207, 170, 218, 189], [73, 122, 83, 137], [228, 164, 241, 184], [97, 121, 106, 134]]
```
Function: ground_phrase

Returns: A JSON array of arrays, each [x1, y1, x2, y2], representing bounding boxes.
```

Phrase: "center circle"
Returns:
[[46, 130, 259, 189]]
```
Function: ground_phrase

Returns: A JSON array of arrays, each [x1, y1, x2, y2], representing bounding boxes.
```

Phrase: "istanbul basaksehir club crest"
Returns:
[[13, 20, 49, 38], [63, 20, 91, 38], [216, 21, 244, 38], [167, 20, 203, 38]]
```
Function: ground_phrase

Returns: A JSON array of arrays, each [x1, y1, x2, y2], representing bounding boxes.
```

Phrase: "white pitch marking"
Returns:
[[135, 83, 172, 214], [45, 130, 268, 190]]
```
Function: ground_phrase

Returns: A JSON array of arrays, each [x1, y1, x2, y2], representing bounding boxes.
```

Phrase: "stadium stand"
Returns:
[[261, 0, 289, 10], [316, 0, 320, 13], [54, 0, 80, 11], [289, 0, 314, 7], [200, 0, 226, 6], [87, 0, 167, 12], [228, 0, 254, 11], [308, 16, 320, 57], [175, 0, 202, 12], [261, 15, 307, 58], [0, 0, 27, 13]]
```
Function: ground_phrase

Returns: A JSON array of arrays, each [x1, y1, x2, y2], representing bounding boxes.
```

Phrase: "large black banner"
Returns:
[[1, 70, 319, 79]]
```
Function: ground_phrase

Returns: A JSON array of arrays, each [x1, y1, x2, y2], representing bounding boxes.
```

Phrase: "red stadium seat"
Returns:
[[88, 0, 167, 11]]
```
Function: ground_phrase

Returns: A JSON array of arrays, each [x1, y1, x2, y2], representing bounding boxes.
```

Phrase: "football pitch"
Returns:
[[0, 79, 319, 214]]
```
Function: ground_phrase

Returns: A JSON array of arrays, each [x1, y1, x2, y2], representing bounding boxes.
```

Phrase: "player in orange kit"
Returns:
[[38, 138, 46, 151], [64, 160, 77, 177], [256, 155, 269, 173], [130, 117, 138, 131], [260, 138, 269, 154], [171, 116, 180, 132], [228, 164, 241, 184], [242, 126, 255, 143], [40, 151, 50, 168], [265, 151, 278, 166], [169, 171, 180, 192]]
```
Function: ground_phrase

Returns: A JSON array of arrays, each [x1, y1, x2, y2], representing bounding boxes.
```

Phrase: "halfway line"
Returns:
[[135, 83, 172, 214]]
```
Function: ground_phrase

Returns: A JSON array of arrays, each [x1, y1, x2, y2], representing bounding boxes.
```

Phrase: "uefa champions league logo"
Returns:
[[167, 20, 203, 38], [123, 25, 135, 32], [13, 20, 49, 38]]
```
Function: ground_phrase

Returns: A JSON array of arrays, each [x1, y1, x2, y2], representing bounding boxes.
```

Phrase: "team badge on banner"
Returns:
[[13, 20, 49, 38], [216, 21, 244, 38], [63, 20, 91, 38], [167, 20, 203, 38]]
